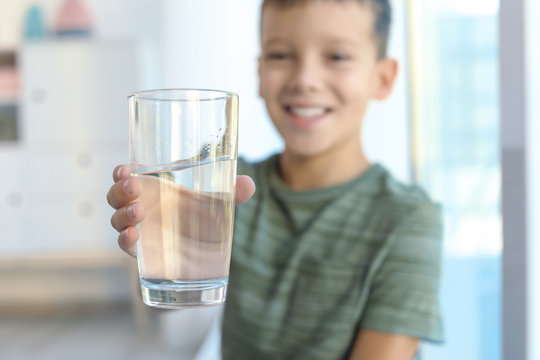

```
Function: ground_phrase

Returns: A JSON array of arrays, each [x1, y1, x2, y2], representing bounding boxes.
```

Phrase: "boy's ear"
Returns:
[[372, 58, 398, 100]]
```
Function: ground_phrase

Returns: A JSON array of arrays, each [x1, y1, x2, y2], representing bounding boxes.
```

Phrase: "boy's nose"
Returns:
[[287, 58, 323, 94]]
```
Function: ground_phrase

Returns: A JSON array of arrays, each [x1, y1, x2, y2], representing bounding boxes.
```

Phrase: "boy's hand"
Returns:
[[107, 164, 255, 258]]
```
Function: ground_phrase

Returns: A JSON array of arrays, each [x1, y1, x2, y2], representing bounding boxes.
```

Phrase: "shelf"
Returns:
[[0, 249, 131, 270], [0, 99, 17, 106], [0, 39, 137, 254]]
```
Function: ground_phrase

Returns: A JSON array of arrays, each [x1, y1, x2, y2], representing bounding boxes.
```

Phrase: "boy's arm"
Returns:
[[347, 202, 443, 359], [349, 329, 419, 360]]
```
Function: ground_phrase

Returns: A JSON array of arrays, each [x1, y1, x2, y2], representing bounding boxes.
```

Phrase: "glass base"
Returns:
[[140, 277, 228, 309]]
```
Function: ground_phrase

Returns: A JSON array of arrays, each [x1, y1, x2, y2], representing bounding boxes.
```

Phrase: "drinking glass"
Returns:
[[128, 89, 238, 308]]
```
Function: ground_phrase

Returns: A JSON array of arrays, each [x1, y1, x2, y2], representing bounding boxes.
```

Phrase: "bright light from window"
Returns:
[[430, 0, 500, 16]]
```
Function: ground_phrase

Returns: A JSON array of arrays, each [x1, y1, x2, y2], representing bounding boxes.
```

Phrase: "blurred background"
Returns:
[[0, 0, 538, 359]]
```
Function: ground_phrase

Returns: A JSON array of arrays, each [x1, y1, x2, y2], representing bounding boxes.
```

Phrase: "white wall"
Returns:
[[364, 0, 411, 182], [0, 1, 26, 48]]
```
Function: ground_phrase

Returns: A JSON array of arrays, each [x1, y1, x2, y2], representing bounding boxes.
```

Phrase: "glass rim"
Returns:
[[128, 88, 239, 102]]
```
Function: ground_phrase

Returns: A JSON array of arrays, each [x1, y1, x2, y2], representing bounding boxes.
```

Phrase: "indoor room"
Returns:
[[0, 0, 538, 359]]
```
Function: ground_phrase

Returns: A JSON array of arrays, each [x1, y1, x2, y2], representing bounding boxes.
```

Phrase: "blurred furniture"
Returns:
[[0, 50, 18, 142], [54, 0, 93, 36], [0, 39, 137, 309]]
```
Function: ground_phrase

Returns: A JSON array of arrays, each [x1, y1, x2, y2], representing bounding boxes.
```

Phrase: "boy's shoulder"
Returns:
[[238, 155, 438, 209], [237, 154, 276, 179], [374, 164, 434, 204], [369, 164, 441, 224]]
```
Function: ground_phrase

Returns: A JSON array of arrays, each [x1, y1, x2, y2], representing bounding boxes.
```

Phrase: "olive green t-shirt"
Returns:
[[222, 155, 443, 359]]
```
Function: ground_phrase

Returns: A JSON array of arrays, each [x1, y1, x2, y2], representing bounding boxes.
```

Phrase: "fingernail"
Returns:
[[127, 204, 136, 218], [123, 178, 132, 195], [116, 167, 124, 180]]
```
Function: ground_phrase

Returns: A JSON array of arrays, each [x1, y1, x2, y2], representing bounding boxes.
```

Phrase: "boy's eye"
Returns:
[[329, 53, 350, 62], [265, 52, 291, 61]]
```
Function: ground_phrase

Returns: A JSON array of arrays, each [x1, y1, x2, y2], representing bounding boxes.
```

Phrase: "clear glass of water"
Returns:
[[128, 89, 238, 308]]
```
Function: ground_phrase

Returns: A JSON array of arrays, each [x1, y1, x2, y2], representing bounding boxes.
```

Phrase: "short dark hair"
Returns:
[[261, 0, 392, 59]]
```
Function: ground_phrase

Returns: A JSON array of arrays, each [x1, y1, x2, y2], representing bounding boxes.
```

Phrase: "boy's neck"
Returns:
[[277, 145, 370, 191]]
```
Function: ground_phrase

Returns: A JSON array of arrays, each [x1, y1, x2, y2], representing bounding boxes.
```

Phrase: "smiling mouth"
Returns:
[[284, 105, 332, 118]]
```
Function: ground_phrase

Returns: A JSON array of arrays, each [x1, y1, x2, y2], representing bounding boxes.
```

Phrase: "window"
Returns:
[[407, 1, 501, 359]]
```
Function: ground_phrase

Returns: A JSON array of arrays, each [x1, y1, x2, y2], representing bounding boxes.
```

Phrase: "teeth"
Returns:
[[290, 107, 325, 118]]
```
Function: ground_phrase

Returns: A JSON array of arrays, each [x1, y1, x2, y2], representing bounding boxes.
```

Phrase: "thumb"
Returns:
[[235, 175, 256, 204]]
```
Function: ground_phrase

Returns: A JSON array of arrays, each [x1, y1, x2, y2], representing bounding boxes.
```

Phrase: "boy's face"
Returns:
[[259, 1, 396, 159]]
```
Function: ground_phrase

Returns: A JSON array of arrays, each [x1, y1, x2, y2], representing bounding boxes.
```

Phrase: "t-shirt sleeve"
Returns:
[[237, 157, 255, 178], [360, 202, 444, 342]]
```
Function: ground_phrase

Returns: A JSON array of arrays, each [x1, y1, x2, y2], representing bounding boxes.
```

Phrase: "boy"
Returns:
[[107, 0, 443, 359]]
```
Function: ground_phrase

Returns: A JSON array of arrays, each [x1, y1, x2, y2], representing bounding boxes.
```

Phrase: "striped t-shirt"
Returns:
[[222, 155, 443, 359]]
